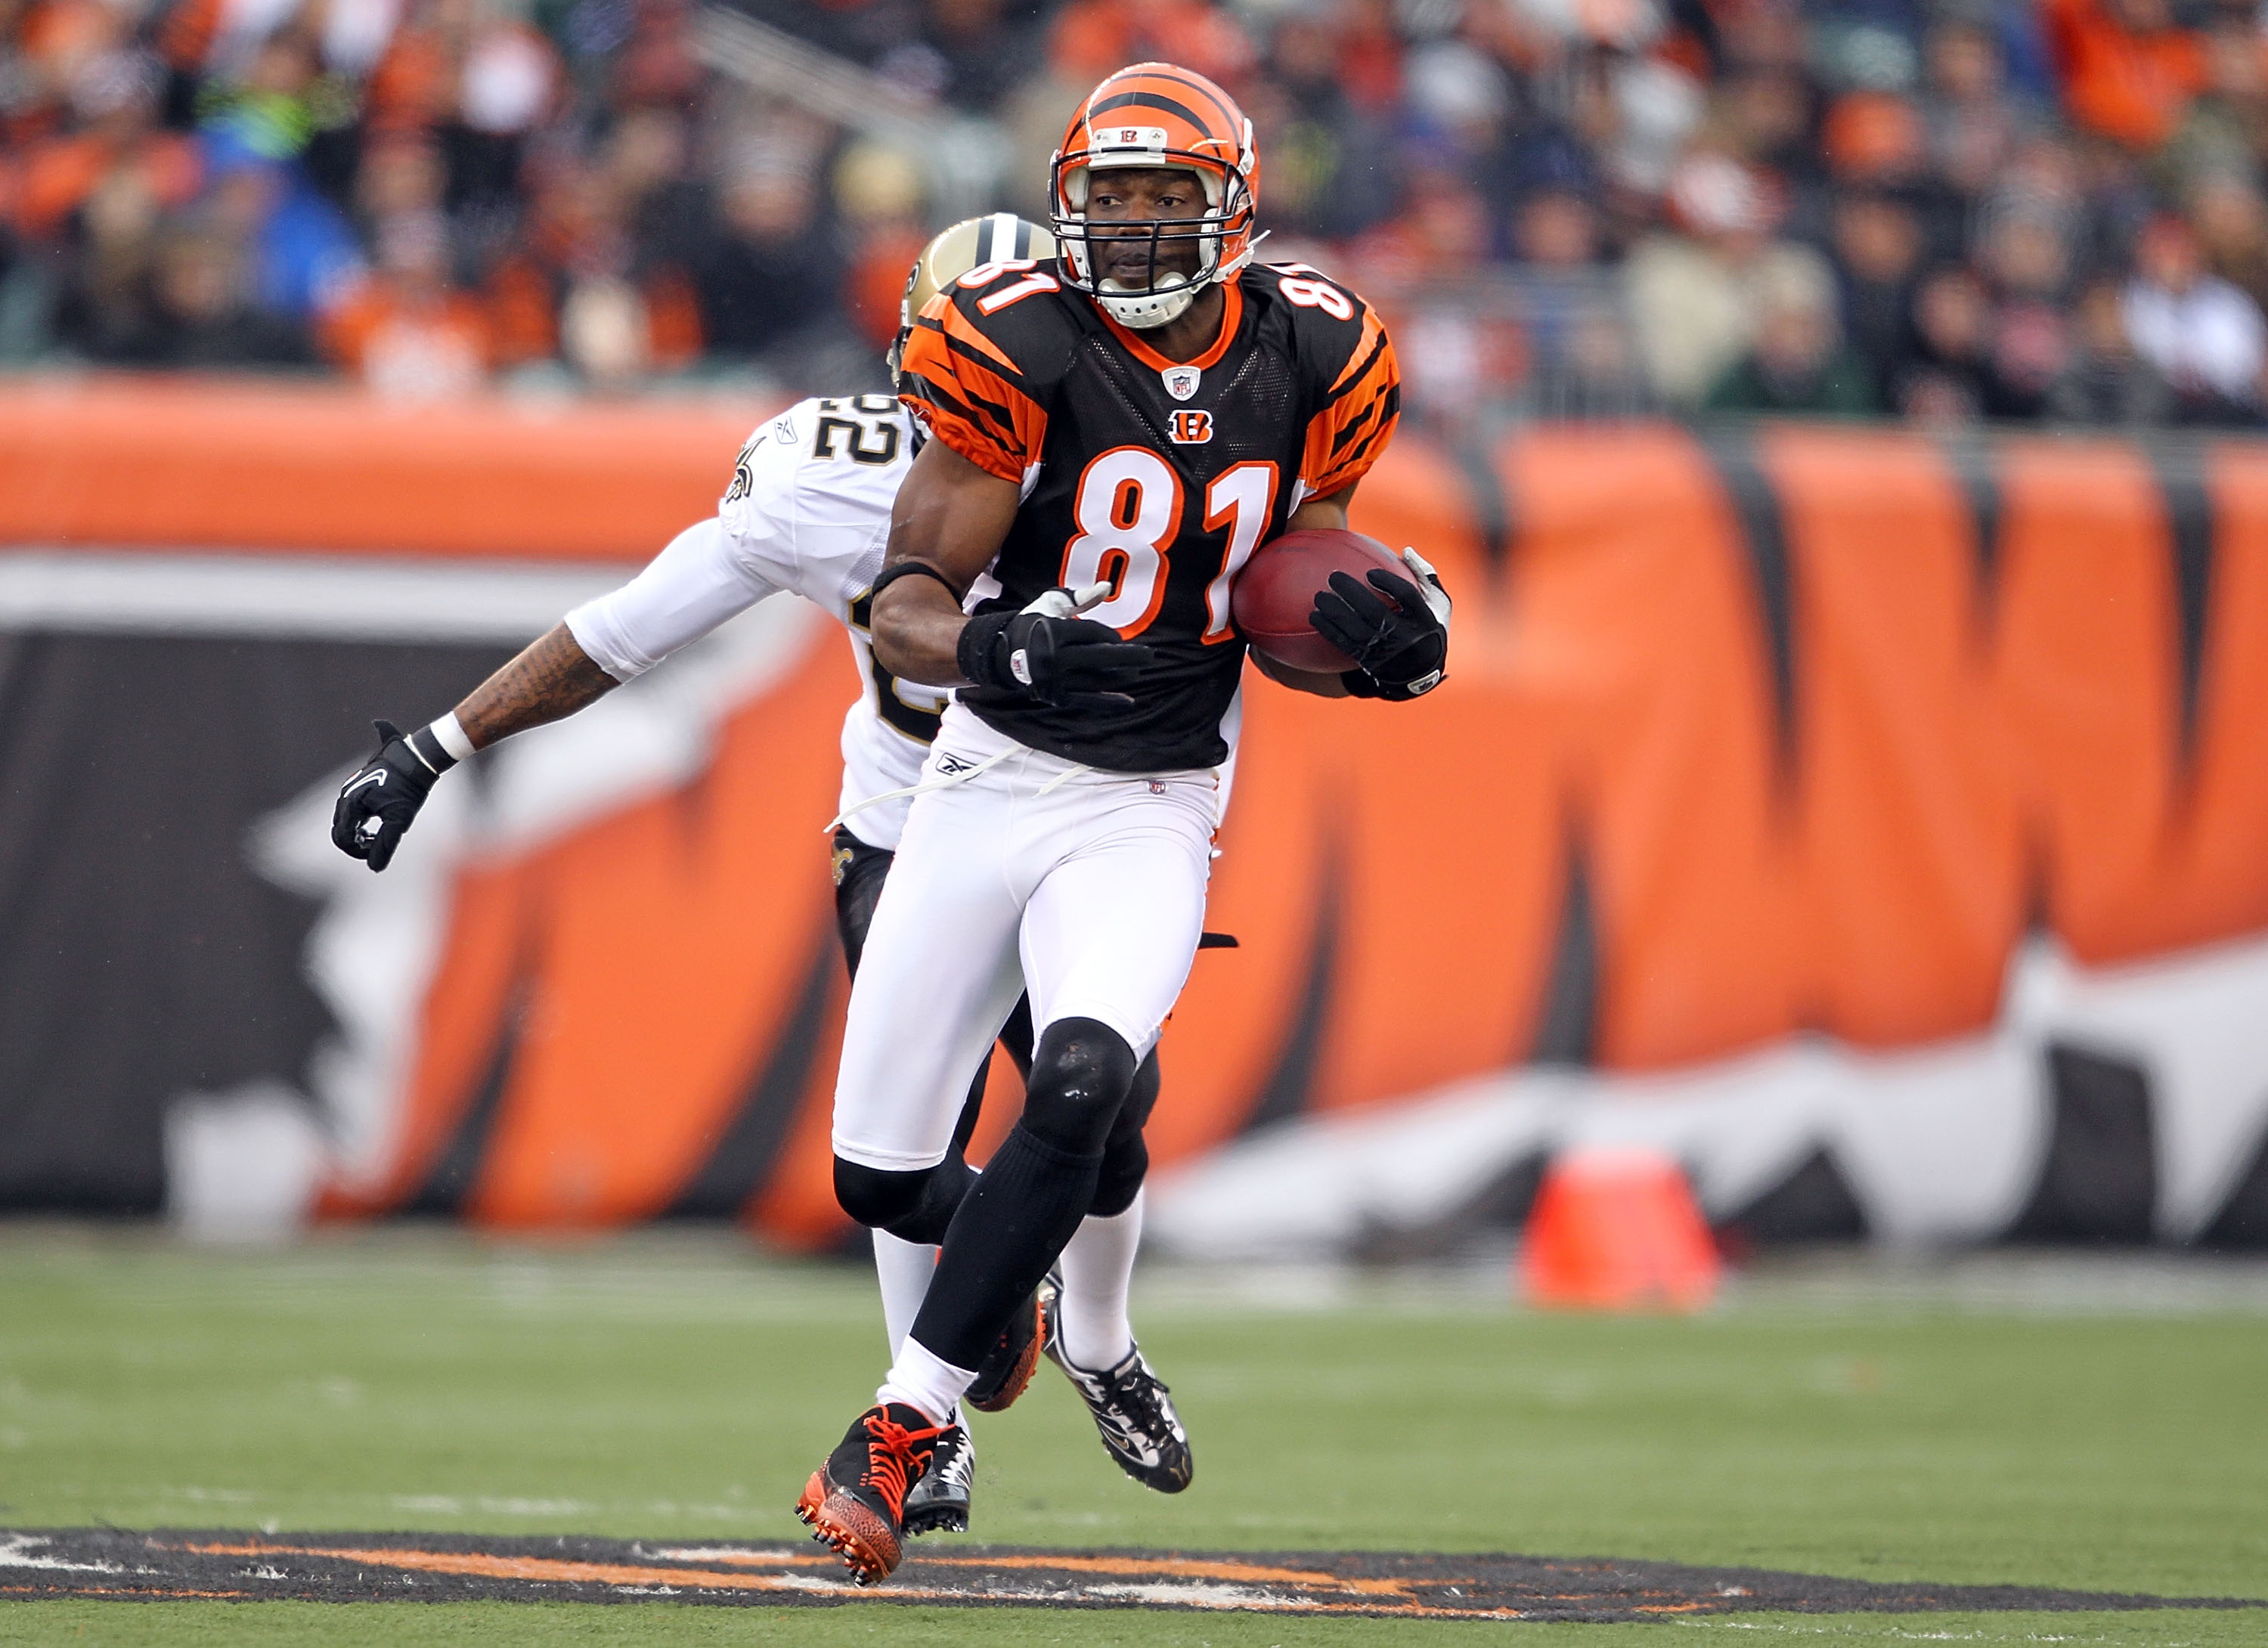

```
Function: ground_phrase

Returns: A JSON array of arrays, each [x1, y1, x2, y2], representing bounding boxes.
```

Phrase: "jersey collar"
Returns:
[[1096, 280, 1244, 375]]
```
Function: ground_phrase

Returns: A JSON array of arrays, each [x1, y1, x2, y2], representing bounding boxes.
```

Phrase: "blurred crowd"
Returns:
[[7, 0, 2268, 426]]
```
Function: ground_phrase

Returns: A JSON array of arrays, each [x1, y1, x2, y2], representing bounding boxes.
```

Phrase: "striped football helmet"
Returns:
[[1049, 62, 1259, 330], [888, 212, 1055, 389]]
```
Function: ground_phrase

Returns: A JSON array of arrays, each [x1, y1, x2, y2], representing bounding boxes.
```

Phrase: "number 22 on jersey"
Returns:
[[1061, 451, 1277, 643]]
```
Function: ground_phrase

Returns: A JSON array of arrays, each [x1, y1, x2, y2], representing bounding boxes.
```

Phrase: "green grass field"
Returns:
[[1, 1227, 2263, 1645]]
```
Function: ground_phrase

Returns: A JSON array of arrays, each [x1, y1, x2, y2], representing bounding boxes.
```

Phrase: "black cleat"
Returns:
[[794, 1402, 943, 1584], [963, 1284, 1048, 1413], [1041, 1275, 1192, 1493], [901, 1418, 974, 1536]]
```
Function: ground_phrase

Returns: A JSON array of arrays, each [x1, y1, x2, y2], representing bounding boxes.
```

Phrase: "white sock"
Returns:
[[1055, 1187, 1142, 1372], [870, 1229, 937, 1360], [878, 1337, 975, 1428]]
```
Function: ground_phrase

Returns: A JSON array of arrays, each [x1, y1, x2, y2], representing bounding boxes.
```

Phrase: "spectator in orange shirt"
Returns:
[[14, 43, 196, 243], [832, 141, 927, 357], [1047, 0, 1253, 91], [2041, 0, 2208, 151], [321, 210, 491, 397], [482, 141, 703, 386]]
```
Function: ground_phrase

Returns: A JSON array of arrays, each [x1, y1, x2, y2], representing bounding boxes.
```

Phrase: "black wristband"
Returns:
[[870, 559, 964, 605], [404, 725, 459, 775], [956, 612, 1012, 688]]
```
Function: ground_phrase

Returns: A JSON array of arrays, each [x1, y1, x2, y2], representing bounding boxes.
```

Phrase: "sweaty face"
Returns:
[[1083, 166, 1208, 290]]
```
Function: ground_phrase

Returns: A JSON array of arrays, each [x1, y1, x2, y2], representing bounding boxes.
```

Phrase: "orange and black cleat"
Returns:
[[795, 1402, 944, 1584], [962, 1284, 1049, 1414]]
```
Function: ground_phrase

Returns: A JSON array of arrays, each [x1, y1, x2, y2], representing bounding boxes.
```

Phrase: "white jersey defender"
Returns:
[[565, 392, 943, 849]]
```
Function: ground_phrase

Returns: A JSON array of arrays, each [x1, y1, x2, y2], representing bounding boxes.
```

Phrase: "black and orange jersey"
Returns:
[[897, 257, 1399, 772]]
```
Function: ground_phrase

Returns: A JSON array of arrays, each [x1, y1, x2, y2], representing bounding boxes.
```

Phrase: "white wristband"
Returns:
[[432, 712, 477, 763]]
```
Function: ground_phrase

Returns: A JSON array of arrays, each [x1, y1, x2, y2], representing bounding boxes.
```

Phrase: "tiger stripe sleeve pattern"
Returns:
[[897, 294, 1051, 485], [1299, 305, 1402, 500]]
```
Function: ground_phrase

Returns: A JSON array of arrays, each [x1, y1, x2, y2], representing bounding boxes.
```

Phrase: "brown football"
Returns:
[[1231, 528, 1405, 673]]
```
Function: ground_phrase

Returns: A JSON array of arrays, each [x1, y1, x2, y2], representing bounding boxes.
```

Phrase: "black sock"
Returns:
[[909, 1123, 1100, 1371]]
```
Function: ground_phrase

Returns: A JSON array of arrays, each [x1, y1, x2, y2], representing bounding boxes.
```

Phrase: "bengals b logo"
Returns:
[[1169, 410, 1213, 445]]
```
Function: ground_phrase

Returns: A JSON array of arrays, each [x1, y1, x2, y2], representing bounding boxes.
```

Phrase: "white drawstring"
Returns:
[[1033, 761, 1094, 798], [825, 743, 1104, 832], [825, 745, 1018, 832], [830, 581, 1120, 832]]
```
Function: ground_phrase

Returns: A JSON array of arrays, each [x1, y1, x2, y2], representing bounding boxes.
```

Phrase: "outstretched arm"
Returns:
[[330, 624, 625, 872], [333, 510, 776, 870], [454, 624, 621, 750]]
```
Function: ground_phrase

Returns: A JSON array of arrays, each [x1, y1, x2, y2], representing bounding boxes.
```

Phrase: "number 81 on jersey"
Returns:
[[1061, 449, 1276, 644]]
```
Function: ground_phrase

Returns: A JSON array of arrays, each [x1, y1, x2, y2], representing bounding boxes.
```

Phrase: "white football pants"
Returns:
[[831, 704, 1217, 1172]]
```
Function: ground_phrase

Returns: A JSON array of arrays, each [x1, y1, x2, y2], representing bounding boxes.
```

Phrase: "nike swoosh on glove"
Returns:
[[1309, 547, 1452, 701], [330, 719, 445, 872], [958, 584, 1154, 711]]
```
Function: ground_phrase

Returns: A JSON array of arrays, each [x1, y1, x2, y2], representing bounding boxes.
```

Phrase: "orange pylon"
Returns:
[[1519, 1146, 1721, 1311]]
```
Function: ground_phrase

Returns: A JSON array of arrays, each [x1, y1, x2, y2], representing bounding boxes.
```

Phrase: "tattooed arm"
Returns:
[[333, 506, 798, 867], [454, 503, 787, 751], [330, 622, 624, 869], [331, 513, 759, 869], [452, 623, 621, 750]]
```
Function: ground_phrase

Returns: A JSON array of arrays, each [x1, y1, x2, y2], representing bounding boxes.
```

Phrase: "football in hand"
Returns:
[[1231, 528, 1408, 674]]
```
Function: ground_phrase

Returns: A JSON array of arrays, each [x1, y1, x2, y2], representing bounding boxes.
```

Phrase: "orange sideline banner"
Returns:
[[11, 381, 2266, 1241], [0, 376, 761, 559]]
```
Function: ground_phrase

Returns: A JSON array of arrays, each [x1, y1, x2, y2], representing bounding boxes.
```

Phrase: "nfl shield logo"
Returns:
[[1161, 367, 1201, 401]]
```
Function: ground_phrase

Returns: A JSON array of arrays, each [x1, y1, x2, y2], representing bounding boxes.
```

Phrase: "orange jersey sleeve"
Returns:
[[897, 289, 1052, 484], [1299, 302, 1400, 500]]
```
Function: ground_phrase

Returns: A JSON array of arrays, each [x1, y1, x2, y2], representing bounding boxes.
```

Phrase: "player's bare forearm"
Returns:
[[873, 438, 1021, 683], [1254, 483, 1359, 697], [453, 623, 621, 750], [871, 575, 974, 686]]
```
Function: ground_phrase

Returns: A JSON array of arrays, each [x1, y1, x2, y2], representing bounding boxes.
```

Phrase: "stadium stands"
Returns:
[[8, 0, 2268, 427]]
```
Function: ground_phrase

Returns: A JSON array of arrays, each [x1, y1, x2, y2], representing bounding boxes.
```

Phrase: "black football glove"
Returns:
[[1310, 547, 1452, 701], [330, 719, 453, 872], [958, 583, 1154, 711]]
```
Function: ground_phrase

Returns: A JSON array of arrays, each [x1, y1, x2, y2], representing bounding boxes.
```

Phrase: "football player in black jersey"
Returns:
[[331, 212, 1197, 1542], [797, 62, 1453, 1584]]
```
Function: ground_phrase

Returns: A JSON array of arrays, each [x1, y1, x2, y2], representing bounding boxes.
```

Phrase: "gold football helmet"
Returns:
[[888, 212, 1057, 388]]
